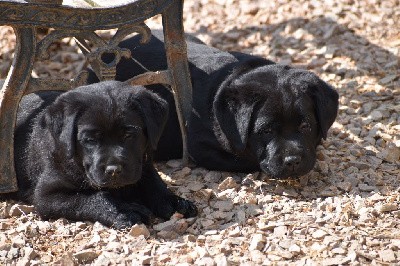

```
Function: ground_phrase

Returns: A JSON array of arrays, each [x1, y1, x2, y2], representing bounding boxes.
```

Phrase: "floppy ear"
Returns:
[[134, 90, 169, 150], [213, 59, 273, 152], [41, 98, 78, 159], [311, 81, 339, 139], [213, 58, 271, 152], [213, 87, 257, 152], [294, 73, 339, 139]]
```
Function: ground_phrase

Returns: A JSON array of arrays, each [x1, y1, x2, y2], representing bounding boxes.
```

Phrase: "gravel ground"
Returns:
[[0, 0, 399, 265]]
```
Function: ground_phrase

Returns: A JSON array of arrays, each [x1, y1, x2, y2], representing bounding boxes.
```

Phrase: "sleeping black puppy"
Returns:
[[9, 81, 197, 229], [88, 31, 339, 179]]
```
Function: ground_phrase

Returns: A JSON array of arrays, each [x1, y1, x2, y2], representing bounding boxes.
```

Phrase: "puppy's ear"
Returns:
[[295, 73, 339, 139], [213, 88, 256, 152], [311, 81, 339, 139], [213, 59, 273, 152], [41, 98, 78, 159], [213, 59, 271, 152], [135, 90, 169, 150]]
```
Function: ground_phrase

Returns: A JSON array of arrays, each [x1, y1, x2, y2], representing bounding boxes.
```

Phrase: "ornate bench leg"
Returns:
[[0, 27, 36, 193], [162, 0, 193, 165]]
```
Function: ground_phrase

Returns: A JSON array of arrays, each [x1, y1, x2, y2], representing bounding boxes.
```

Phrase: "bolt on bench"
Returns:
[[0, 0, 193, 193]]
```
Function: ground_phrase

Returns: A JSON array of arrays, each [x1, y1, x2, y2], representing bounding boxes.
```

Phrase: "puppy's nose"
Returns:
[[105, 165, 122, 177], [284, 156, 301, 170]]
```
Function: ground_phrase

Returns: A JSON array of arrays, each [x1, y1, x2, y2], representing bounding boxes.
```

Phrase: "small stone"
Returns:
[[16, 258, 30, 266], [312, 229, 328, 239], [337, 181, 352, 192], [93, 255, 111, 266], [140, 255, 153, 265], [54, 252, 75, 266], [368, 110, 383, 121], [194, 256, 215, 266], [379, 249, 396, 262], [332, 248, 347, 254], [153, 219, 176, 232], [187, 181, 204, 192], [349, 162, 370, 170], [73, 250, 98, 264], [174, 167, 191, 178], [129, 224, 150, 238], [183, 234, 197, 242], [249, 234, 266, 251], [9, 204, 35, 217], [194, 189, 213, 202], [359, 183, 375, 192], [273, 226, 288, 238], [379, 203, 398, 213], [204, 171, 222, 183], [12, 235, 26, 248], [214, 255, 229, 266], [213, 201, 234, 212], [218, 176, 239, 190], [289, 244, 301, 253]]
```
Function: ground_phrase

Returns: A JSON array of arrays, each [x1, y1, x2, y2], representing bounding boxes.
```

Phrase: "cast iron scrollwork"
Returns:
[[31, 22, 152, 91]]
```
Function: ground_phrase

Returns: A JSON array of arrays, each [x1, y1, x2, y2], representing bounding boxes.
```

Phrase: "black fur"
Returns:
[[10, 81, 197, 229], [88, 31, 339, 179]]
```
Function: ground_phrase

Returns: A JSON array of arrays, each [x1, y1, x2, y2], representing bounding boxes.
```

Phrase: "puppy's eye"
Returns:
[[299, 122, 311, 132], [260, 127, 273, 135], [124, 132, 134, 139], [83, 137, 97, 145], [123, 126, 141, 140]]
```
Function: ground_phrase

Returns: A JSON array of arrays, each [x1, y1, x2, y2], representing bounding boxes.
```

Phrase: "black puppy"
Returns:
[[10, 81, 197, 229], [88, 31, 339, 179]]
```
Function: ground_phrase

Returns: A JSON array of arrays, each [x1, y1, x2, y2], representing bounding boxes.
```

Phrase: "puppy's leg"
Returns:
[[138, 163, 198, 220], [33, 174, 153, 229]]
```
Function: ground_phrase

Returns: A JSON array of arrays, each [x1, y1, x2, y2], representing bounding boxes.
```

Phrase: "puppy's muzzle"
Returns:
[[105, 164, 123, 178]]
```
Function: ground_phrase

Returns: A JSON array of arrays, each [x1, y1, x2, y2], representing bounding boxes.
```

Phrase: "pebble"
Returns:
[[273, 226, 288, 238], [379, 249, 396, 262], [8, 204, 35, 217], [358, 183, 376, 192], [289, 244, 301, 253], [379, 203, 398, 213], [128, 224, 150, 238], [218, 176, 239, 190], [213, 201, 234, 212], [249, 234, 266, 251], [312, 229, 328, 239], [204, 171, 222, 183]]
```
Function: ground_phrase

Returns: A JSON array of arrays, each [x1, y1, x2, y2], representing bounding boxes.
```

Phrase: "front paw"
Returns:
[[113, 212, 144, 229], [173, 196, 198, 218], [112, 203, 154, 229], [154, 195, 197, 220]]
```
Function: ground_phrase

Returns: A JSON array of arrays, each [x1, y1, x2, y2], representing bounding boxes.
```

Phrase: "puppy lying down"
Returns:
[[89, 31, 339, 179], [9, 81, 197, 229]]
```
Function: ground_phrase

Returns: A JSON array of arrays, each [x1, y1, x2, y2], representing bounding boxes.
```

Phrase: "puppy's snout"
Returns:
[[283, 155, 301, 170], [105, 164, 122, 177]]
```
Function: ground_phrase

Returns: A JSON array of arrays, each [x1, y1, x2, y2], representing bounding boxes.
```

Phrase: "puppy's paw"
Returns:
[[173, 196, 198, 218], [113, 212, 144, 229], [153, 195, 197, 220], [113, 203, 154, 229]]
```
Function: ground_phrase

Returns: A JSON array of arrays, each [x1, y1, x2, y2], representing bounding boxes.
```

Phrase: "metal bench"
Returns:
[[0, 0, 193, 193]]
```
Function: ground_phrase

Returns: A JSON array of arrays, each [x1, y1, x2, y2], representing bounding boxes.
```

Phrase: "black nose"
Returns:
[[284, 155, 301, 170], [105, 165, 122, 177]]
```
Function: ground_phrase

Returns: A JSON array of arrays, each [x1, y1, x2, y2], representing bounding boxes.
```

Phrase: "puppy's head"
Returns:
[[42, 81, 168, 188], [213, 62, 338, 179]]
